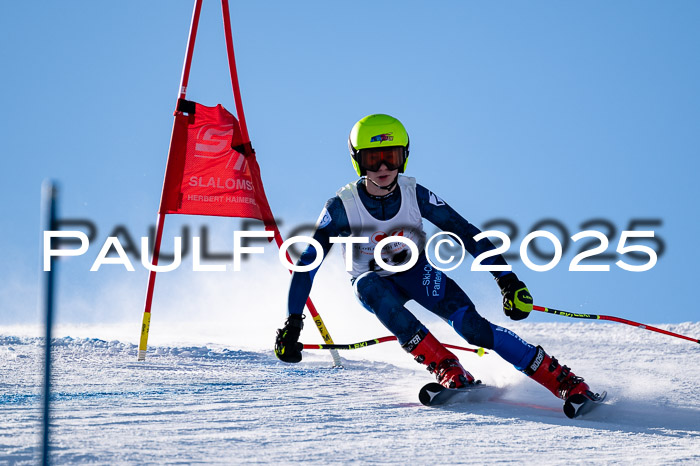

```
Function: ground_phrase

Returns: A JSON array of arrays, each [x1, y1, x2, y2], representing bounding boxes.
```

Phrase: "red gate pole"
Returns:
[[177, 0, 203, 101], [138, 0, 204, 361], [220, 0, 342, 366]]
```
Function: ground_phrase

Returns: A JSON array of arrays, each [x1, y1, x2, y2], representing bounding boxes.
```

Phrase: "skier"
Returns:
[[275, 114, 598, 407]]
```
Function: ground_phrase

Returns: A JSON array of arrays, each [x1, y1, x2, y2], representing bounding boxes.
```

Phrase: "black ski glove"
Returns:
[[496, 273, 533, 321], [274, 314, 304, 363]]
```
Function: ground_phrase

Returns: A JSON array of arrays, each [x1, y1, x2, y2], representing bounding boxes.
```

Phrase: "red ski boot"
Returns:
[[523, 346, 592, 400], [402, 330, 475, 389]]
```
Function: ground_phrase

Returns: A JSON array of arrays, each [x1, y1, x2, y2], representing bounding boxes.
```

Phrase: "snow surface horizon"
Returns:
[[1, 322, 699, 464]]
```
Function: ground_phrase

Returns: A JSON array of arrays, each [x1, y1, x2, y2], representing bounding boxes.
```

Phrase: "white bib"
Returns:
[[337, 176, 426, 277]]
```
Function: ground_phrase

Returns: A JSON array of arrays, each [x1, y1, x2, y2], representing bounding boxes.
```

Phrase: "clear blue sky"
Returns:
[[2, 1, 699, 331]]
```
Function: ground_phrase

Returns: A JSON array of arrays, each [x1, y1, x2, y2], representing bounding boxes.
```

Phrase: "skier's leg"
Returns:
[[424, 274, 538, 369], [377, 261, 477, 387], [352, 271, 420, 344], [520, 346, 592, 400], [404, 269, 592, 400], [402, 328, 475, 389], [387, 259, 532, 365], [353, 271, 473, 388]]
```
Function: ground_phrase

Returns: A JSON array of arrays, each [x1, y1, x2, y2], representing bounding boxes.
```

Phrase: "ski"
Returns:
[[563, 390, 607, 419], [418, 381, 485, 406], [419, 381, 608, 419]]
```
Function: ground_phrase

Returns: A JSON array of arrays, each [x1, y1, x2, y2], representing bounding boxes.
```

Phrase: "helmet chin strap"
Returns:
[[367, 174, 399, 192]]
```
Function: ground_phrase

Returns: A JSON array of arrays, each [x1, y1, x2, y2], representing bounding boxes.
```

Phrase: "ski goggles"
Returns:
[[356, 146, 406, 172]]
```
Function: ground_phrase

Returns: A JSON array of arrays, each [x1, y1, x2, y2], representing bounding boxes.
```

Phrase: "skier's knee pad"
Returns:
[[353, 271, 397, 313], [449, 308, 494, 349], [353, 272, 420, 341], [353, 272, 382, 301]]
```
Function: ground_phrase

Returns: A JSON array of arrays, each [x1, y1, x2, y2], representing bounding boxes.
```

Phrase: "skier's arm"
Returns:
[[416, 184, 511, 278], [286, 231, 333, 316], [276, 198, 349, 363], [286, 197, 349, 316], [416, 184, 533, 320]]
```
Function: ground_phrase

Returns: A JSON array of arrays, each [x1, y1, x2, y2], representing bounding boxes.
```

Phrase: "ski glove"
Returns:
[[274, 314, 304, 363], [496, 273, 533, 321]]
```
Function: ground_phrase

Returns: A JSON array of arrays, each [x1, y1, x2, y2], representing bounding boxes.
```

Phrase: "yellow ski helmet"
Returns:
[[348, 114, 410, 176]]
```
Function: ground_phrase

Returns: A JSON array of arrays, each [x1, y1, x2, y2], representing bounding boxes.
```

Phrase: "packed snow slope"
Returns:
[[1, 322, 699, 464]]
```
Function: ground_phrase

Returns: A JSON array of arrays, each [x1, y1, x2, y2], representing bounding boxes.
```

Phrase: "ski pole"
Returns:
[[303, 336, 487, 356], [41, 181, 58, 466], [533, 305, 699, 344]]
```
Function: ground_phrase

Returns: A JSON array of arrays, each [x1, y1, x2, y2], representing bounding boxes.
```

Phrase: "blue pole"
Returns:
[[41, 180, 58, 466]]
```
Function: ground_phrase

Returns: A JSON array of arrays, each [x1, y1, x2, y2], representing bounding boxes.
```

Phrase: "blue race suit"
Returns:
[[287, 178, 536, 371]]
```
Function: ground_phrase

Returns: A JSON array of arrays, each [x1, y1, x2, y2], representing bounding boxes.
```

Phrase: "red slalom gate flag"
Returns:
[[159, 100, 275, 227]]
